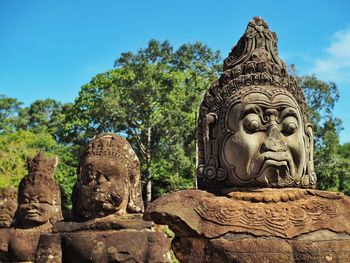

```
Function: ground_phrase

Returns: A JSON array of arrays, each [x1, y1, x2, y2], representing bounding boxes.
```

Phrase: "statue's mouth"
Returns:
[[0, 215, 10, 222], [251, 152, 294, 186], [93, 191, 123, 212], [24, 210, 42, 217]]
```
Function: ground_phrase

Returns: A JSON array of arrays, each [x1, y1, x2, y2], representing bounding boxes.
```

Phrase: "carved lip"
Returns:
[[25, 210, 41, 216], [0, 216, 10, 221], [252, 152, 292, 179], [94, 197, 116, 211]]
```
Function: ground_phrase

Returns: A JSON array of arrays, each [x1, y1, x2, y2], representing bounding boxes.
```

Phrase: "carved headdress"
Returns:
[[197, 17, 315, 191]]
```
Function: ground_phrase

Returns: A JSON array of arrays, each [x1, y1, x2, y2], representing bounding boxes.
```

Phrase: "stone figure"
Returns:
[[0, 151, 62, 262], [72, 132, 144, 221], [15, 152, 62, 229], [144, 17, 350, 263], [196, 16, 315, 192], [36, 133, 169, 263], [0, 187, 17, 261], [0, 187, 17, 228]]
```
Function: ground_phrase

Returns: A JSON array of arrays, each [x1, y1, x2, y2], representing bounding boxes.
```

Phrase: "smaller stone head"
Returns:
[[15, 152, 63, 228], [0, 187, 17, 228], [72, 133, 144, 221]]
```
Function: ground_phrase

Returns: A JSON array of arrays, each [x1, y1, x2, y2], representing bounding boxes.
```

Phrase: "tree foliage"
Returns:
[[0, 95, 24, 133], [0, 96, 77, 208], [61, 40, 221, 203], [0, 40, 349, 211], [0, 129, 77, 208], [298, 75, 350, 193]]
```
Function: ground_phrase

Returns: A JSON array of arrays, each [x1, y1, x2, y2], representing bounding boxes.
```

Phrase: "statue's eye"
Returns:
[[243, 114, 261, 132], [282, 117, 298, 135], [248, 120, 259, 132], [38, 196, 50, 203]]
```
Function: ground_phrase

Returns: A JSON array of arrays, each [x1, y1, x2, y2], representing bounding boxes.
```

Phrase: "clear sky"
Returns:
[[1, 0, 350, 142]]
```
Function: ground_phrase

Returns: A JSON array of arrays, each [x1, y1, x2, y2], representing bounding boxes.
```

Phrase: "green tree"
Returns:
[[0, 129, 77, 207], [20, 99, 73, 143], [0, 96, 77, 208], [298, 74, 350, 192], [0, 95, 24, 133], [62, 40, 221, 204], [337, 143, 350, 195], [338, 143, 350, 159]]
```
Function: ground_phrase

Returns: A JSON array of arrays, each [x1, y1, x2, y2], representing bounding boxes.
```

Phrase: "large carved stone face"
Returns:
[[222, 91, 309, 187], [74, 157, 129, 220], [18, 185, 54, 226], [0, 196, 17, 228]]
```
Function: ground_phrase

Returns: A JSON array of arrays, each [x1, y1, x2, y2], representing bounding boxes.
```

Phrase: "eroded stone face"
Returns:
[[222, 91, 307, 187], [18, 185, 54, 226], [74, 157, 129, 219], [0, 188, 17, 228], [15, 151, 62, 228], [73, 133, 144, 221]]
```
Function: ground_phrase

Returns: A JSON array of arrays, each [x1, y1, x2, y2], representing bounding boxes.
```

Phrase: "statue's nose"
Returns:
[[97, 173, 107, 184], [262, 125, 287, 152]]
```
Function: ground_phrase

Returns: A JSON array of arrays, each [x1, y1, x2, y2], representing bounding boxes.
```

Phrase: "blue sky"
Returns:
[[1, 0, 350, 142]]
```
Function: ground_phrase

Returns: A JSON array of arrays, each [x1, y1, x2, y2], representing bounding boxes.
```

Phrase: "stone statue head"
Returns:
[[197, 17, 316, 192], [72, 133, 144, 221], [15, 152, 63, 228], [0, 187, 17, 228]]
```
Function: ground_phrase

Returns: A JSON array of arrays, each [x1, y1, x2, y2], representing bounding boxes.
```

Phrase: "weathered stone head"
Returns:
[[197, 17, 316, 192], [15, 152, 62, 228], [72, 133, 144, 221], [0, 187, 17, 228]]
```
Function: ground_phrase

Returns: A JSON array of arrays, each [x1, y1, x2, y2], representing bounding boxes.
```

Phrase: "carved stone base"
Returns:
[[0, 223, 53, 262], [37, 230, 170, 263], [172, 233, 350, 263], [144, 189, 350, 263], [36, 214, 170, 263]]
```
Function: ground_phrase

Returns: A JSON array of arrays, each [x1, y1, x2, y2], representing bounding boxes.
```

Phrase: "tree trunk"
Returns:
[[145, 126, 152, 206]]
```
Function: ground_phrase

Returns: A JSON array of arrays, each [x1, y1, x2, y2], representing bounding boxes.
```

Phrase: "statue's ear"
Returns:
[[53, 156, 59, 168], [305, 123, 314, 164], [305, 123, 313, 149], [127, 158, 144, 213], [203, 113, 217, 161], [303, 123, 317, 188]]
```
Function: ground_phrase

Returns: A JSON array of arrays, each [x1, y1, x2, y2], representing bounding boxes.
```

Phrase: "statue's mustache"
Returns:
[[249, 151, 293, 178]]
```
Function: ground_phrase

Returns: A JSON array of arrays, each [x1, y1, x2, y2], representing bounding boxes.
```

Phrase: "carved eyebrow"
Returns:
[[241, 104, 263, 119], [280, 107, 299, 120]]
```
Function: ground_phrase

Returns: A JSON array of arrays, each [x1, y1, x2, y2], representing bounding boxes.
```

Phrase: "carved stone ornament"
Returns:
[[145, 189, 350, 262], [72, 133, 144, 221], [197, 16, 316, 191], [146, 189, 350, 239]]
